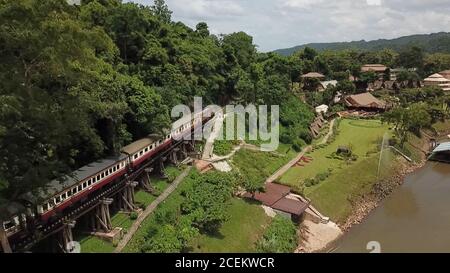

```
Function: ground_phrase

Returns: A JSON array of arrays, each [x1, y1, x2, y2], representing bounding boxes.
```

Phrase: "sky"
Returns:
[[128, 0, 450, 52]]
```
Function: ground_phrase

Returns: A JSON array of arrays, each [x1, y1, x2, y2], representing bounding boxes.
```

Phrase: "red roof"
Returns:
[[243, 183, 290, 206], [272, 198, 309, 216]]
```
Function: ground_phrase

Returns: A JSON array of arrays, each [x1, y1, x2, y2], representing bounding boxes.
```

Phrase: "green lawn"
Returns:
[[279, 119, 391, 187], [231, 143, 297, 186], [306, 151, 400, 223], [189, 198, 272, 253], [277, 118, 402, 223], [122, 170, 194, 253], [78, 235, 115, 253]]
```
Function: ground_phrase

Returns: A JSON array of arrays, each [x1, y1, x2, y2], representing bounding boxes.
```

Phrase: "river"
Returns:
[[333, 162, 450, 253]]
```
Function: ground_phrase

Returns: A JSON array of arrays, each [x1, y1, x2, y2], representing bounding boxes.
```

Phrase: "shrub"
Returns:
[[130, 212, 138, 220], [256, 216, 298, 253]]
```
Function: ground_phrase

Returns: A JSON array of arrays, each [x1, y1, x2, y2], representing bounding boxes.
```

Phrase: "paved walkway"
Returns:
[[202, 115, 224, 160], [114, 166, 192, 253], [265, 119, 335, 184]]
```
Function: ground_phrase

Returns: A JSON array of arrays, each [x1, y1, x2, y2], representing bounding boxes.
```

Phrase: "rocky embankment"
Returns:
[[341, 161, 425, 232]]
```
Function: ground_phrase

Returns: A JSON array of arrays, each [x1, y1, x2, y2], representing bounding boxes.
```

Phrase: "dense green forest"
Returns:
[[1, 0, 450, 207], [0, 0, 314, 205], [275, 32, 450, 56]]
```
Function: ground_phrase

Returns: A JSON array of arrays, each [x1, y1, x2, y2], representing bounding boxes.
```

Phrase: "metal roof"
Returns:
[[121, 137, 157, 155], [433, 142, 450, 153], [26, 155, 127, 201], [272, 198, 309, 216]]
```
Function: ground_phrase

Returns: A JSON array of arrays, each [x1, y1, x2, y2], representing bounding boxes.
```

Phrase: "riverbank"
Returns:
[[340, 159, 425, 232], [293, 120, 436, 253]]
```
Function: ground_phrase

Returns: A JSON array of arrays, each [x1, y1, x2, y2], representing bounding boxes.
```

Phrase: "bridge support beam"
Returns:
[[91, 198, 113, 233], [60, 220, 76, 253], [159, 157, 167, 178], [119, 182, 138, 212], [170, 148, 180, 165], [0, 227, 12, 253], [139, 168, 154, 193]]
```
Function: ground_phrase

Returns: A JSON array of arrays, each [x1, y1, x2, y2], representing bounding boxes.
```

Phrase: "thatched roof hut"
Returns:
[[424, 73, 450, 91], [344, 92, 386, 110]]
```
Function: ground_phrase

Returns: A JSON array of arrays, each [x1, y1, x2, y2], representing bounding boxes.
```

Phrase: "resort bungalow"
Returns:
[[344, 92, 386, 112], [423, 73, 450, 92], [243, 183, 309, 221], [361, 64, 389, 80]]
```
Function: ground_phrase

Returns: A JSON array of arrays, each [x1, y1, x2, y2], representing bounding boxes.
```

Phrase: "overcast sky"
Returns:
[[127, 0, 450, 52]]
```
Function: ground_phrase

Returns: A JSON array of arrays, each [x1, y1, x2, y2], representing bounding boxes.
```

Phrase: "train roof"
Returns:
[[120, 136, 158, 155], [0, 202, 26, 220], [23, 155, 127, 201]]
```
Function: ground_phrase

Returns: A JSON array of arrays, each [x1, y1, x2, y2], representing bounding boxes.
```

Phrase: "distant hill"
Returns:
[[274, 32, 450, 56]]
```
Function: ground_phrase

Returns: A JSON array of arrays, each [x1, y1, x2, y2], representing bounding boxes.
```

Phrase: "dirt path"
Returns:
[[265, 119, 335, 184], [114, 166, 192, 253]]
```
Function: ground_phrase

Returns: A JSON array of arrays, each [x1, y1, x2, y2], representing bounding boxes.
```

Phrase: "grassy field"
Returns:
[[278, 118, 400, 223], [123, 170, 274, 253], [122, 170, 195, 253], [306, 151, 400, 223], [189, 198, 271, 253], [231, 143, 297, 186], [279, 119, 391, 186]]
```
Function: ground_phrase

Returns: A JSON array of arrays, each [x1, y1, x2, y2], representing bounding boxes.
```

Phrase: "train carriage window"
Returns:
[[134, 154, 138, 160], [87, 179, 92, 186], [83, 181, 87, 188], [144, 147, 148, 153], [72, 187, 77, 195], [61, 193, 66, 201], [113, 166, 116, 172], [55, 196, 61, 204], [97, 175, 100, 181], [101, 173, 104, 179], [139, 150, 143, 156], [67, 190, 72, 197]]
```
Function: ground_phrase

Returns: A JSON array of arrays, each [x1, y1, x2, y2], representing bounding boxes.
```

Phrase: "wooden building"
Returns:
[[344, 92, 386, 111]]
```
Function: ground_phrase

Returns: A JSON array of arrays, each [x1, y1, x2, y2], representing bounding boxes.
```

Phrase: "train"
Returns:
[[1, 106, 214, 241]]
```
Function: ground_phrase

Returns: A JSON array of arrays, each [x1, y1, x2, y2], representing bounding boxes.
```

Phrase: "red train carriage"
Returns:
[[1, 106, 217, 241], [34, 155, 128, 222]]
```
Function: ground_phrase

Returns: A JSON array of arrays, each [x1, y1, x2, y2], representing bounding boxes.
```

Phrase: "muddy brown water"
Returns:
[[333, 162, 450, 253]]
